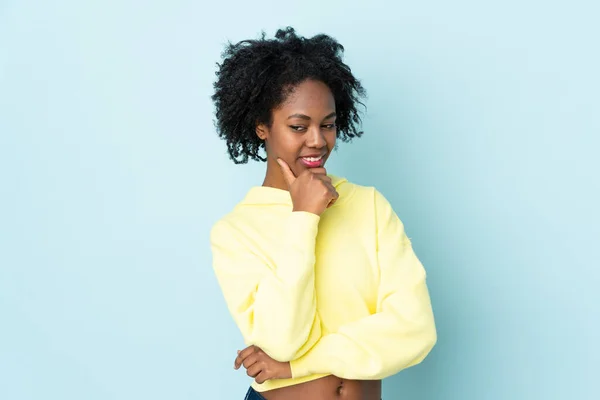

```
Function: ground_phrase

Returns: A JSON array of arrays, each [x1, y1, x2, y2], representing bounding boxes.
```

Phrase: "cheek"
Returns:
[[326, 131, 337, 151], [268, 128, 298, 155], [275, 135, 297, 154]]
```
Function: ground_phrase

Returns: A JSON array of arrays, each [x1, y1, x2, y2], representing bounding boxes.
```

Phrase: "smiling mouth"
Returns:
[[299, 154, 326, 168], [301, 155, 324, 162]]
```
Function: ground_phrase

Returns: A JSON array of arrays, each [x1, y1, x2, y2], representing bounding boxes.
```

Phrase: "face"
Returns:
[[257, 79, 337, 186]]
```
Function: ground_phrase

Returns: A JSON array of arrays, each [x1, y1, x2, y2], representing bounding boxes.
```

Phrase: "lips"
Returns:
[[299, 154, 326, 168]]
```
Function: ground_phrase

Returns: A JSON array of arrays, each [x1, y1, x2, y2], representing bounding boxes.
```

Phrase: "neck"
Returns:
[[262, 158, 288, 190]]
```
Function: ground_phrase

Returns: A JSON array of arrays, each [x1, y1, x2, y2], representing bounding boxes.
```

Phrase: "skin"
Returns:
[[257, 79, 339, 215], [257, 79, 337, 188], [234, 79, 382, 400]]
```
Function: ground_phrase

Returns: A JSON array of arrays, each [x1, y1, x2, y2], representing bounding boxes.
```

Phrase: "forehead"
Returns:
[[277, 80, 335, 114]]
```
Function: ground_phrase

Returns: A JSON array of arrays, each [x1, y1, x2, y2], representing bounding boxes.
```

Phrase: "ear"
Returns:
[[256, 123, 268, 140]]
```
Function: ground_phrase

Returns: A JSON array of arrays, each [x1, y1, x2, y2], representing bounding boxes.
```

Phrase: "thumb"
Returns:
[[277, 158, 296, 187]]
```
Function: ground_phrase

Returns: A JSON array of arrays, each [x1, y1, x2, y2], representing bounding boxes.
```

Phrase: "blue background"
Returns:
[[1, 0, 598, 399]]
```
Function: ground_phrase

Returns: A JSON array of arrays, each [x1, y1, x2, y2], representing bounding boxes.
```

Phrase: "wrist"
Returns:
[[279, 362, 292, 379]]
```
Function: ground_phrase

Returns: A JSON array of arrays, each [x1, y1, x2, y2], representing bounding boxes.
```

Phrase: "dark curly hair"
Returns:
[[212, 27, 367, 164]]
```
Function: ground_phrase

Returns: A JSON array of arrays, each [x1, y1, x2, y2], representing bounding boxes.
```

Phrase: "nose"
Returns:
[[305, 125, 327, 149]]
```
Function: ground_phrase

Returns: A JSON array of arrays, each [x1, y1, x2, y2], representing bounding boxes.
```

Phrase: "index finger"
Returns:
[[276, 158, 296, 187]]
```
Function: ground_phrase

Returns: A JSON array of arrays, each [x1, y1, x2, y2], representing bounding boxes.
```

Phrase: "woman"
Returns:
[[210, 27, 437, 400]]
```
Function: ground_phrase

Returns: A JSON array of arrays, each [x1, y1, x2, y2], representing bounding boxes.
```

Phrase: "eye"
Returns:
[[322, 123, 337, 130], [289, 125, 306, 132]]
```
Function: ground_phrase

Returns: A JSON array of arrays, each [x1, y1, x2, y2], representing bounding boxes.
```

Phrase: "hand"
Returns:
[[277, 158, 339, 215], [234, 345, 292, 384]]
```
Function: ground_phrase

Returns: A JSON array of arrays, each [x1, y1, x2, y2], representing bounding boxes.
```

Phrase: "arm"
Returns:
[[289, 189, 437, 380], [210, 212, 322, 362]]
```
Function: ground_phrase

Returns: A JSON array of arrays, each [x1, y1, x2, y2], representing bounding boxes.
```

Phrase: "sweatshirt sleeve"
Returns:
[[289, 189, 437, 380], [210, 211, 322, 362]]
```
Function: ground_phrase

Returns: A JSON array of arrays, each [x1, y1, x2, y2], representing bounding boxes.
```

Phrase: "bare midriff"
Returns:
[[260, 375, 382, 400]]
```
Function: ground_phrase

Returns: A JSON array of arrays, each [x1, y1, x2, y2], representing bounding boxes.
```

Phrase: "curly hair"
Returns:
[[212, 26, 367, 164]]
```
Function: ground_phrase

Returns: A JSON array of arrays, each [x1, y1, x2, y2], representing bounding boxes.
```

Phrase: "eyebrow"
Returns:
[[287, 112, 336, 121]]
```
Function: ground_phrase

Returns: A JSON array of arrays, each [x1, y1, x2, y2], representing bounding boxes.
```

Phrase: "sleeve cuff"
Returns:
[[285, 211, 320, 236], [289, 334, 345, 378]]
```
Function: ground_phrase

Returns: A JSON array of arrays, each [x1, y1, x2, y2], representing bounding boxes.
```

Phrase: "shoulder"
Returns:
[[209, 208, 248, 245], [210, 214, 232, 243]]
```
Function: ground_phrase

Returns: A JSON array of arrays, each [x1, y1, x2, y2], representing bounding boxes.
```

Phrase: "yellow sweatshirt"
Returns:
[[210, 175, 437, 392]]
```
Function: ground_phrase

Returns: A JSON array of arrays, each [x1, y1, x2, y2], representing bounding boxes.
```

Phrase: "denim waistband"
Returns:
[[244, 387, 267, 400]]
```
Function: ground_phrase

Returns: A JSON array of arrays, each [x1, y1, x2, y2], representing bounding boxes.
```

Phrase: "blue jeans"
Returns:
[[244, 387, 267, 400]]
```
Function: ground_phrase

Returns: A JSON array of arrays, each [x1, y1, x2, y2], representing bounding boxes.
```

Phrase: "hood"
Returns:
[[240, 174, 348, 206]]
